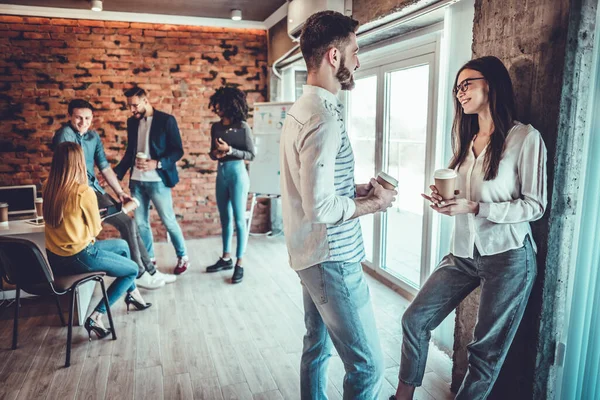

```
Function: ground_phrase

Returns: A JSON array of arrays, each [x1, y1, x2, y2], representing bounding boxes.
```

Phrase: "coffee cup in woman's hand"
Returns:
[[422, 186, 461, 207], [422, 185, 444, 205]]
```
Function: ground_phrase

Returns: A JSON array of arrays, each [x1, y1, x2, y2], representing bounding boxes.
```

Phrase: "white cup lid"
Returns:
[[136, 152, 148, 158], [377, 171, 398, 187], [434, 169, 457, 179], [35, 198, 43, 203], [0, 202, 8, 207]]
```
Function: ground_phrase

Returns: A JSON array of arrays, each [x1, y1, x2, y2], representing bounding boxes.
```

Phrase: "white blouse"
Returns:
[[451, 122, 547, 258]]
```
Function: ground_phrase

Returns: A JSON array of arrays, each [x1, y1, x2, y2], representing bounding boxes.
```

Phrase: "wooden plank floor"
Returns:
[[0, 236, 453, 400]]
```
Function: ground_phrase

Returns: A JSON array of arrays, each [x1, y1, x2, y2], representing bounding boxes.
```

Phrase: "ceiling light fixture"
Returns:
[[231, 9, 242, 21], [90, 0, 103, 12]]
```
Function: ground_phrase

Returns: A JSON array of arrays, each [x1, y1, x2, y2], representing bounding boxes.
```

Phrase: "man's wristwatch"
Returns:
[[157, 161, 162, 169], [227, 147, 233, 155]]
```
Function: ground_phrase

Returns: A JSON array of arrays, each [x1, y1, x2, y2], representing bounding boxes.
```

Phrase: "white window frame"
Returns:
[[346, 27, 442, 296], [281, 62, 308, 102]]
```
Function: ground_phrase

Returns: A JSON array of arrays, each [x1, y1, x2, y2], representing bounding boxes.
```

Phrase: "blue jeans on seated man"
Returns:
[[47, 239, 138, 314], [130, 180, 187, 259], [297, 261, 384, 400], [399, 235, 537, 400]]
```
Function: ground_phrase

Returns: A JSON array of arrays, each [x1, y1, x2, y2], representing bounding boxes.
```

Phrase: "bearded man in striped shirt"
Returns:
[[279, 10, 398, 400]]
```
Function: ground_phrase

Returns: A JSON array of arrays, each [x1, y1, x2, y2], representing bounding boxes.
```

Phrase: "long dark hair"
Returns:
[[448, 56, 516, 180], [209, 86, 248, 124]]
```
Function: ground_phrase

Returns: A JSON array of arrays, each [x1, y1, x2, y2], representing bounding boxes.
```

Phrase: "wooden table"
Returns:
[[0, 220, 95, 326]]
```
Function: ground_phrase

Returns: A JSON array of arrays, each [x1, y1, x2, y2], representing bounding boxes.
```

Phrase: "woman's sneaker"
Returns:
[[174, 257, 190, 275], [153, 270, 176, 284], [206, 258, 233, 273], [136, 271, 165, 290]]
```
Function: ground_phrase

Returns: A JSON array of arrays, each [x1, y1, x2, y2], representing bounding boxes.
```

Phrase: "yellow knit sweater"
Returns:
[[45, 184, 102, 256]]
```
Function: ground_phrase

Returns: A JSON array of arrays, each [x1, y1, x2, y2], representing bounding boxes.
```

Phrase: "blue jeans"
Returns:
[[216, 161, 250, 258], [130, 180, 187, 259], [47, 239, 138, 314], [400, 236, 536, 399], [297, 261, 384, 400]]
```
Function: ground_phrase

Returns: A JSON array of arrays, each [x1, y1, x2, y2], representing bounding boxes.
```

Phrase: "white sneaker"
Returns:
[[153, 269, 176, 284], [136, 272, 165, 290]]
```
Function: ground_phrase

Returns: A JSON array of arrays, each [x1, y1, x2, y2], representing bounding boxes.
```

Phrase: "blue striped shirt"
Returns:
[[280, 85, 365, 270], [326, 106, 365, 264]]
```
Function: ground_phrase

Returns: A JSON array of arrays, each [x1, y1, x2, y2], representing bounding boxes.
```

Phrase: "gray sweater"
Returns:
[[210, 121, 256, 162]]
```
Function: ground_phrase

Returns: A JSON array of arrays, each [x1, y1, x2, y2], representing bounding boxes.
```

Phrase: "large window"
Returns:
[[347, 41, 440, 293], [348, 75, 378, 261]]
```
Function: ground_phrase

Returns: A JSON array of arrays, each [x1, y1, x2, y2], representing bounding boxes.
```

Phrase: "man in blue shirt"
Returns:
[[53, 99, 174, 289]]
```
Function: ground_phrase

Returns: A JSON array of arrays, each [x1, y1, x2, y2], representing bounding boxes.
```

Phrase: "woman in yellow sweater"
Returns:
[[44, 142, 150, 339]]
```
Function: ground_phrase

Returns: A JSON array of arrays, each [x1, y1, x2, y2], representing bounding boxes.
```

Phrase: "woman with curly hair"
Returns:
[[206, 86, 256, 284]]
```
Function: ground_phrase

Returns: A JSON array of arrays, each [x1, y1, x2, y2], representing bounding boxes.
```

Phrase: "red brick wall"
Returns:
[[0, 15, 271, 241]]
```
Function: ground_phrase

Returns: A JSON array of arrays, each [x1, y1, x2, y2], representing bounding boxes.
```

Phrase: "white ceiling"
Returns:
[[0, 0, 288, 21]]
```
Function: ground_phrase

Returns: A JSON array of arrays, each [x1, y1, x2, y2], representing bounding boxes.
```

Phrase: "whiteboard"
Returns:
[[249, 102, 293, 195], [253, 102, 292, 135]]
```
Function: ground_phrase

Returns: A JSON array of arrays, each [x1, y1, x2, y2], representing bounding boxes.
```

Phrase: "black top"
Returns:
[[209, 121, 256, 162]]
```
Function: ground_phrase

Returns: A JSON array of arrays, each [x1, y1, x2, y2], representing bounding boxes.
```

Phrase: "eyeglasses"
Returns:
[[453, 77, 485, 95]]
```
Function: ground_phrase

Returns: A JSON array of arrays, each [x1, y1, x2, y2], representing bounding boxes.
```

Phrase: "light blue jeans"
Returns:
[[297, 261, 384, 400], [47, 239, 138, 314], [216, 160, 250, 258], [130, 180, 187, 259], [400, 235, 536, 399]]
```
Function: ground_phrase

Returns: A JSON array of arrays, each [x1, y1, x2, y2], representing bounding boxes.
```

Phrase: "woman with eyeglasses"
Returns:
[[391, 56, 547, 400], [205, 86, 255, 284], [44, 142, 151, 340]]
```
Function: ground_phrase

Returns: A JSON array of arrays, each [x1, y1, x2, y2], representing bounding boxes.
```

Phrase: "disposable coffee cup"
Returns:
[[35, 198, 43, 219], [136, 152, 148, 161], [434, 169, 458, 200], [122, 197, 140, 214], [376, 171, 398, 190], [0, 202, 8, 224]]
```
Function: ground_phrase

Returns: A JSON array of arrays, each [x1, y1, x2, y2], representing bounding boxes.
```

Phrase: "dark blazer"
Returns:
[[114, 110, 184, 188]]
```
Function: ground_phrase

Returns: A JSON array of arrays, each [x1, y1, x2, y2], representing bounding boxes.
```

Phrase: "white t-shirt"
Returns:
[[131, 116, 162, 182]]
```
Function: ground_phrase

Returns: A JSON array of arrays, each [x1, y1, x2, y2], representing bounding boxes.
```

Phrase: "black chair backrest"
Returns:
[[0, 236, 55, 295]]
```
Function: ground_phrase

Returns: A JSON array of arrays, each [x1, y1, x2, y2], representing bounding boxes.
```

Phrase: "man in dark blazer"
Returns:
[[115, 87, 190, 275]]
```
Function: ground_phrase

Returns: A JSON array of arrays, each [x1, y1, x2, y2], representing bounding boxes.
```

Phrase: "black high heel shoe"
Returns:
[[84, 317, 111, 340], [124, 293, 152, 313]]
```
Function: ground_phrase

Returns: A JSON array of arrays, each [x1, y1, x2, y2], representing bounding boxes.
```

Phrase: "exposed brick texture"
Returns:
[[0, 15, 271, 242]]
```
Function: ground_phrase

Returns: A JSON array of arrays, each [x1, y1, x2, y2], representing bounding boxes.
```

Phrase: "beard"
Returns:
[[133, 107, 146, 119], [336, 54, 356, 91]]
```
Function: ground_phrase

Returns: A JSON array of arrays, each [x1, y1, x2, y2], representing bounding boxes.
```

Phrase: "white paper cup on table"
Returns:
[[433, 169, 458, 200], [0, 202, 8, 224], [376, 171, 398, 190]]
